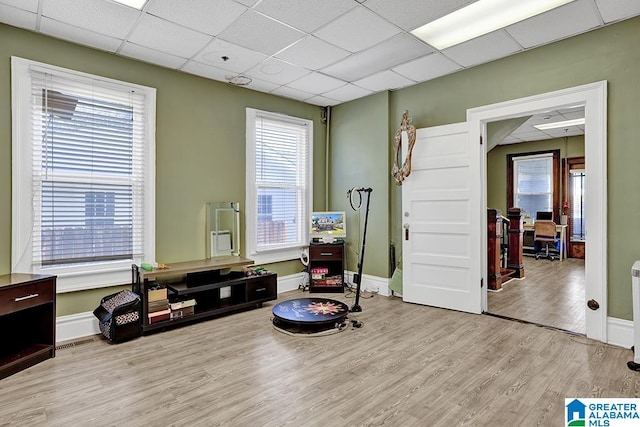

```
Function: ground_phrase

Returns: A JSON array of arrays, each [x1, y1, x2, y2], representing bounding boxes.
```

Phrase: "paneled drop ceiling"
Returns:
[[1, 0, 639, 107]]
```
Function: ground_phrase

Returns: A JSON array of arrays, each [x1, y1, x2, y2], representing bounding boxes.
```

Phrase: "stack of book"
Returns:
[[147, 287, 170, 324], [169, 299, 196, 320]]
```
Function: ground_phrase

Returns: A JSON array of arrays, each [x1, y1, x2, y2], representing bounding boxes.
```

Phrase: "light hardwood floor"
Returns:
[[487, 257, 585, 334], [1, 287, 637, 426]]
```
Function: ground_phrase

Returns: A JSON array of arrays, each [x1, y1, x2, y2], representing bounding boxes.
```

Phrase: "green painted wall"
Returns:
[[487, 136, 585, 215], [335, 16, 640, 320], [0, 24, 324, 316], [329, 92, 390, 279]]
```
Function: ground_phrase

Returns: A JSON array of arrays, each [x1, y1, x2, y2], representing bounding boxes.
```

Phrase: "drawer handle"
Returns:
[[320, 252, 333, 256], [15, 293, 39, 302], [255, 288, 266, 292]]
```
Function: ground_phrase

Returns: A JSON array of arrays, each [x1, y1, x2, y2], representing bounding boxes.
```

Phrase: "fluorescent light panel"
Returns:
[[111, 0, 147, 9], [534, 118, 585, 130], [411, 0, 575, 49]]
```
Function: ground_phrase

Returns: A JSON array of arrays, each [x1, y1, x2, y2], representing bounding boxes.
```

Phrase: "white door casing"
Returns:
[[402, 122, 482, 314], [468, 81, 607, 342]]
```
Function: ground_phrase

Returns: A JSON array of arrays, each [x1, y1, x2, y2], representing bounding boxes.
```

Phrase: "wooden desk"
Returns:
[[523, 223, 568, 260]]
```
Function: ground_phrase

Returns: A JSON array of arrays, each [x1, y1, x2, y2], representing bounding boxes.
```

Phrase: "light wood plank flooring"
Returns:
[[488, 257, 585, 334], [1, 287, 636, 427]]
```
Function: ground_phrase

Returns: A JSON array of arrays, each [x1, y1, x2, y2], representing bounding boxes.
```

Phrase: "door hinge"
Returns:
[[481, 278, 484, 288], [480, 135, 483, 145]]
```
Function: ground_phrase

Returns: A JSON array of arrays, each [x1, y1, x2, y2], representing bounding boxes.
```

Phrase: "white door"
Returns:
[[402, 122, 482, 313]]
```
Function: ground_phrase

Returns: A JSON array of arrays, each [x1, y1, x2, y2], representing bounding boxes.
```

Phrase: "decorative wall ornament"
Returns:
[[392, 110, 417, 186]]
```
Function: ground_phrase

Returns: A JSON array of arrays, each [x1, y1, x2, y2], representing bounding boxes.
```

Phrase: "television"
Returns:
[[310, 211, 346, 243]]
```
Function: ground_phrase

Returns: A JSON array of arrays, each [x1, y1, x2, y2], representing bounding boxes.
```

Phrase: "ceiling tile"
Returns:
[[216, 9, 304, 56], [363, 0, 476, 31], [40, 18, 123, 52], [275, 36, 351, 70], [313, 6, 401, 53], [255, 0, 356, 33], [0, 0, 38, 12], [353, 70, 415, 91], [442, 30, 522, 67], [287, 72, 346, 94], [128, 14, 213, 58], [321, 33, 431, 81], [322, 83, 373, 102], [506, 0, 601, 49], [41, 0, 140, 39], [195, 39, 268, 73], [0, 4, 37, 30], [181, 60, 235, 82], [146, 0, 247, 36], [542, 127, 584, 139], [305, 94, 341, 106], [392, 52, 462, 82], [270, 85, 314, 102], [595, 0, 640, 23], [233, 0, 260, 6], [120, 42, 187, 69], [244, 57, 310, 85], [243, 76, 281, 93]]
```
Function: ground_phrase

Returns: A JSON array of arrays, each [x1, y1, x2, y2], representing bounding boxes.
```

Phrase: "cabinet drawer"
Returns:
[[0, 280, 55, 315], [309, 246, 343, 260], [247, 276, 277, 302]]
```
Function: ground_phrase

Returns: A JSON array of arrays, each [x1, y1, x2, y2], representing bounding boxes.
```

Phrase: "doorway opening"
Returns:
[[467, 81, 607, 342], [485, 126, 586, 333]]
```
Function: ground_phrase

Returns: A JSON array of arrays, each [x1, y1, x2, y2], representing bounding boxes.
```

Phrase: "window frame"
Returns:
[[11, 57, 156, 293], [245, 108, 313, 264], [507, 149, 560, 221]]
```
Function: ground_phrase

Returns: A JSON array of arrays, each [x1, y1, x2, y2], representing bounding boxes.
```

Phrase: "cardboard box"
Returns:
[[170, 306, 195, 320], [148, 288, 167, 302]]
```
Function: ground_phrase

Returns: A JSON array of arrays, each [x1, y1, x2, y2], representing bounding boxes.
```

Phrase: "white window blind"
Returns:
[[513, 154, 553, 218], [12, 57, 155, 292], [246, 109, 312, 263]]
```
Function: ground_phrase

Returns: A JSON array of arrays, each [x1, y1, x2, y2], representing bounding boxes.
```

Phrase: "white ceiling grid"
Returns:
[[0, 0, 639, 108]]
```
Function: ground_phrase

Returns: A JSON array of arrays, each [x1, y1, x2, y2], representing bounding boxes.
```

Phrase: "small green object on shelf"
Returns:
[[141, 263, 153, 271]]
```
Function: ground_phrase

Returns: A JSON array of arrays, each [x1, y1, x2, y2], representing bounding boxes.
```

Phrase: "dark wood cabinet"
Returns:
[[308, 242, 344, 293], [135, 257, 277, 334], [0, 274, 56, 380]]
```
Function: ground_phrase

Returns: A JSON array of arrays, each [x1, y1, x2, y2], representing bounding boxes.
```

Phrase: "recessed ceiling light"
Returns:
[[534, 118, 585, 130], [411, 0, 574, 49], [111, 0, 147, 10]]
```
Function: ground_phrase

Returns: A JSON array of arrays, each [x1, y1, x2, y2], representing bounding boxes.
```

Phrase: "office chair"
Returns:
[[534, 220, 558, 261]]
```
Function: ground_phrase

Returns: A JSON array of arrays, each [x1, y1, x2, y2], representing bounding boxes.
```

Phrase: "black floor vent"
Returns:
[[56, 337, 97, 351]]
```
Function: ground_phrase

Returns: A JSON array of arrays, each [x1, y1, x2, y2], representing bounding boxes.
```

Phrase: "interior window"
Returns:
[[570, 168, 586, 241], [507, 150, 560, 222]]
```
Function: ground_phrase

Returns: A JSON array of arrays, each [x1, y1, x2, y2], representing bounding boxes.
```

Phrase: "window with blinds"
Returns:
[[12, 57, 156, 291], [246, 108, 312, 263], [513, 154, 554, 218]]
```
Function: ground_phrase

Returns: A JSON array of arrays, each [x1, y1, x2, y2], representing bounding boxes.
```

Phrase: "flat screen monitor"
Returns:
[[310, 211, 346, 243], [536, 211, 553, 221]]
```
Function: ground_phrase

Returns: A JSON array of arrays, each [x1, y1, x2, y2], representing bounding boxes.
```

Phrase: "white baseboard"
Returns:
[[56, 312, 100, 343], [607, 317, 633, 349], [345, 271, 390, 296], [278, 272, 305, 293]]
